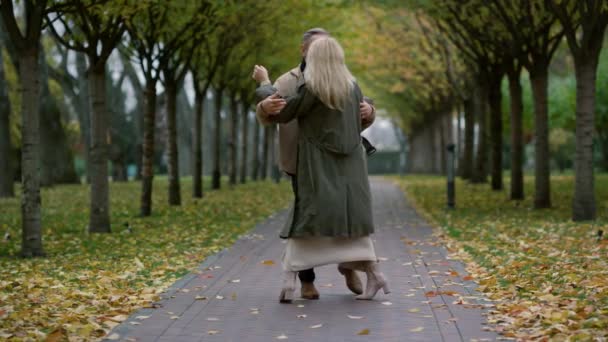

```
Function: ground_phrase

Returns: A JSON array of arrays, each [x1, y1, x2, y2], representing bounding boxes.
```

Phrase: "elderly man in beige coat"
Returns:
[[253, 28, 376, 300]]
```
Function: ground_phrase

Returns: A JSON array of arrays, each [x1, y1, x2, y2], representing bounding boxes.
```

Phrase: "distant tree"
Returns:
[[158, 1, 215, 205], [126, 0, 212, 213], [47, 45, 92, 182]]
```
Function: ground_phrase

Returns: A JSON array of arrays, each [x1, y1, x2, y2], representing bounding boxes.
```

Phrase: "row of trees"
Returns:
[[0, 0, 337, 257], [3, 0, 606, 257], [349, 1, 607, 222]]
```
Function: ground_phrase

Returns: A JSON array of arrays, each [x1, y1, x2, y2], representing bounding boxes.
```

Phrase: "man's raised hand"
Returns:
[[252, 65, 270, 84], [262, 93, 287, 115]]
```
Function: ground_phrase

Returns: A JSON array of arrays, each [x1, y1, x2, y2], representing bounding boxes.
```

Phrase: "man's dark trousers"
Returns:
[[289, 174, 316, 283]]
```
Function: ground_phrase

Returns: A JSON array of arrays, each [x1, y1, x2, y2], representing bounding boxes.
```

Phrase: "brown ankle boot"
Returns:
[[338, 265, 363, 295], [301, 282, 320, 300]]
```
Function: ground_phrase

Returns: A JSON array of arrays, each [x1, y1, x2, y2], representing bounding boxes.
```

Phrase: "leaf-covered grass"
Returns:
[[394, 174, 608, 340], [0, 178, 291, 341]]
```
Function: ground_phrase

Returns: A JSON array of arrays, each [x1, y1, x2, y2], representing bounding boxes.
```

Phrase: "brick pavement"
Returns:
[[108, 178, 499, 342]]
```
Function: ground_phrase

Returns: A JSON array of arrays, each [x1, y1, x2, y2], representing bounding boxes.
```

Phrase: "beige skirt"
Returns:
[[281, 236, 377, 272]]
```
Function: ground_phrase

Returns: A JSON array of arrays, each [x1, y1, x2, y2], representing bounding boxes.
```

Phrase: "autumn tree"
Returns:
[[547, 0, 608, 221], [189, 28, 223, 198], [158, 1, 215, 205], [488, 0, 565, 204], [126, 0, 209, 213], [0, 0, 48, 256], [47, 0, 135, 233], [208, 1, 269, 189]]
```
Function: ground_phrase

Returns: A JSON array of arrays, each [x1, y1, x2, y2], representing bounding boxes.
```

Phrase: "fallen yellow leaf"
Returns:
[[357, 329, 370, 335]]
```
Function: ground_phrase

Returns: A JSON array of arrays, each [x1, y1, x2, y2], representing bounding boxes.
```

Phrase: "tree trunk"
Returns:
[[19, 50, 44, 256], [429, 117, 438, 173], [228, 95, 238, 185], [530, 67, 551, 208], [456, 103, 463, 172], [192, 89, 204, 198], [239, 101, 249, 184], [488, 74, 504, 191], [261, 126, 270, 180], [140, 81, 157, 216], [165, 80, 181, 205], [88, 66, 111, 233], [507, 66, 524, 200], [76, 53, 92, 183], [39, 48, 78, 186], [460, 98, 474, 180], [212, 88, 223, 189], [572, 53, 600, 221], [439, 115, 447, 174], [252, 119, 260, 180], [0, 46, 14, 197], [472, 83, 488, 183]]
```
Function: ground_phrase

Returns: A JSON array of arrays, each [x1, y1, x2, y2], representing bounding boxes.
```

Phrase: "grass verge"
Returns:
[[394, 174, 608, 340], [0, 178, 291, 340]]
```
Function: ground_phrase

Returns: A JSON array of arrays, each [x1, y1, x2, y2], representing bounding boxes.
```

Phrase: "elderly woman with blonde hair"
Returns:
[[256, 36, 390, 303]]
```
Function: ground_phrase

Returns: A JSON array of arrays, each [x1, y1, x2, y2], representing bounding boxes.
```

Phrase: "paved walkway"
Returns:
[[109, 178, 498, 342]]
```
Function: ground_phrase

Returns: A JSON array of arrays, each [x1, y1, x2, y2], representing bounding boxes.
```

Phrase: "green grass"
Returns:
[[0, 177, 291, 340], [394, 174, 608, 340]]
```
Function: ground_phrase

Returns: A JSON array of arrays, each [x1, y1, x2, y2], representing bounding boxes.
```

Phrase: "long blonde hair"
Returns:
[[304, 37, 355, 111]]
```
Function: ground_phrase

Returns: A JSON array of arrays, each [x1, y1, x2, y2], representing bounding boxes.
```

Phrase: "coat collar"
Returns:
[[289, 66, 302, 79]]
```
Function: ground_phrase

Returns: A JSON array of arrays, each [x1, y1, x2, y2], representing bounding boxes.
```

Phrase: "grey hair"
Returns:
[[302, 28, 329, 43]]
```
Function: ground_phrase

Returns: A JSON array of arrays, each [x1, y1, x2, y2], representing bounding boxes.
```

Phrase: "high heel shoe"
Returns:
[[355, 262, 390, 300], [279, 271, 297, 303]]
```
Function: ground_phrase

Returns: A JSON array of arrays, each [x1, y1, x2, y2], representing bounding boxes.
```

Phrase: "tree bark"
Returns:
[[165, 80, 181, 205], [252, 119, 260, 181], [239, 101, 249, 184], [530, 67, 551, 208], [192, 89, 204, 198], [460, 98, 474, 180], [140, 81, 157, 216], [88, 66, 111, 233], [572, 53, 600, 221], [507, 66, 524, 200], [228, 95, 238, 186], [0, 45, 14, 197], [488, 74, 504, 191], [472, 82, 488, 183], [19, 50, 44, 255], [212, 88, 223, 189]]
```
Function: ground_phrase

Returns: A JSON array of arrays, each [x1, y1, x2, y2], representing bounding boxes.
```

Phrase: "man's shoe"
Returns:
[[301, 282, 320, 300], [338, 266, 363, 295]]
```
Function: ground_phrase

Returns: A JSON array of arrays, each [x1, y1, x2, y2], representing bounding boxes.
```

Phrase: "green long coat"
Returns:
[[258, 81, 375, 239]]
